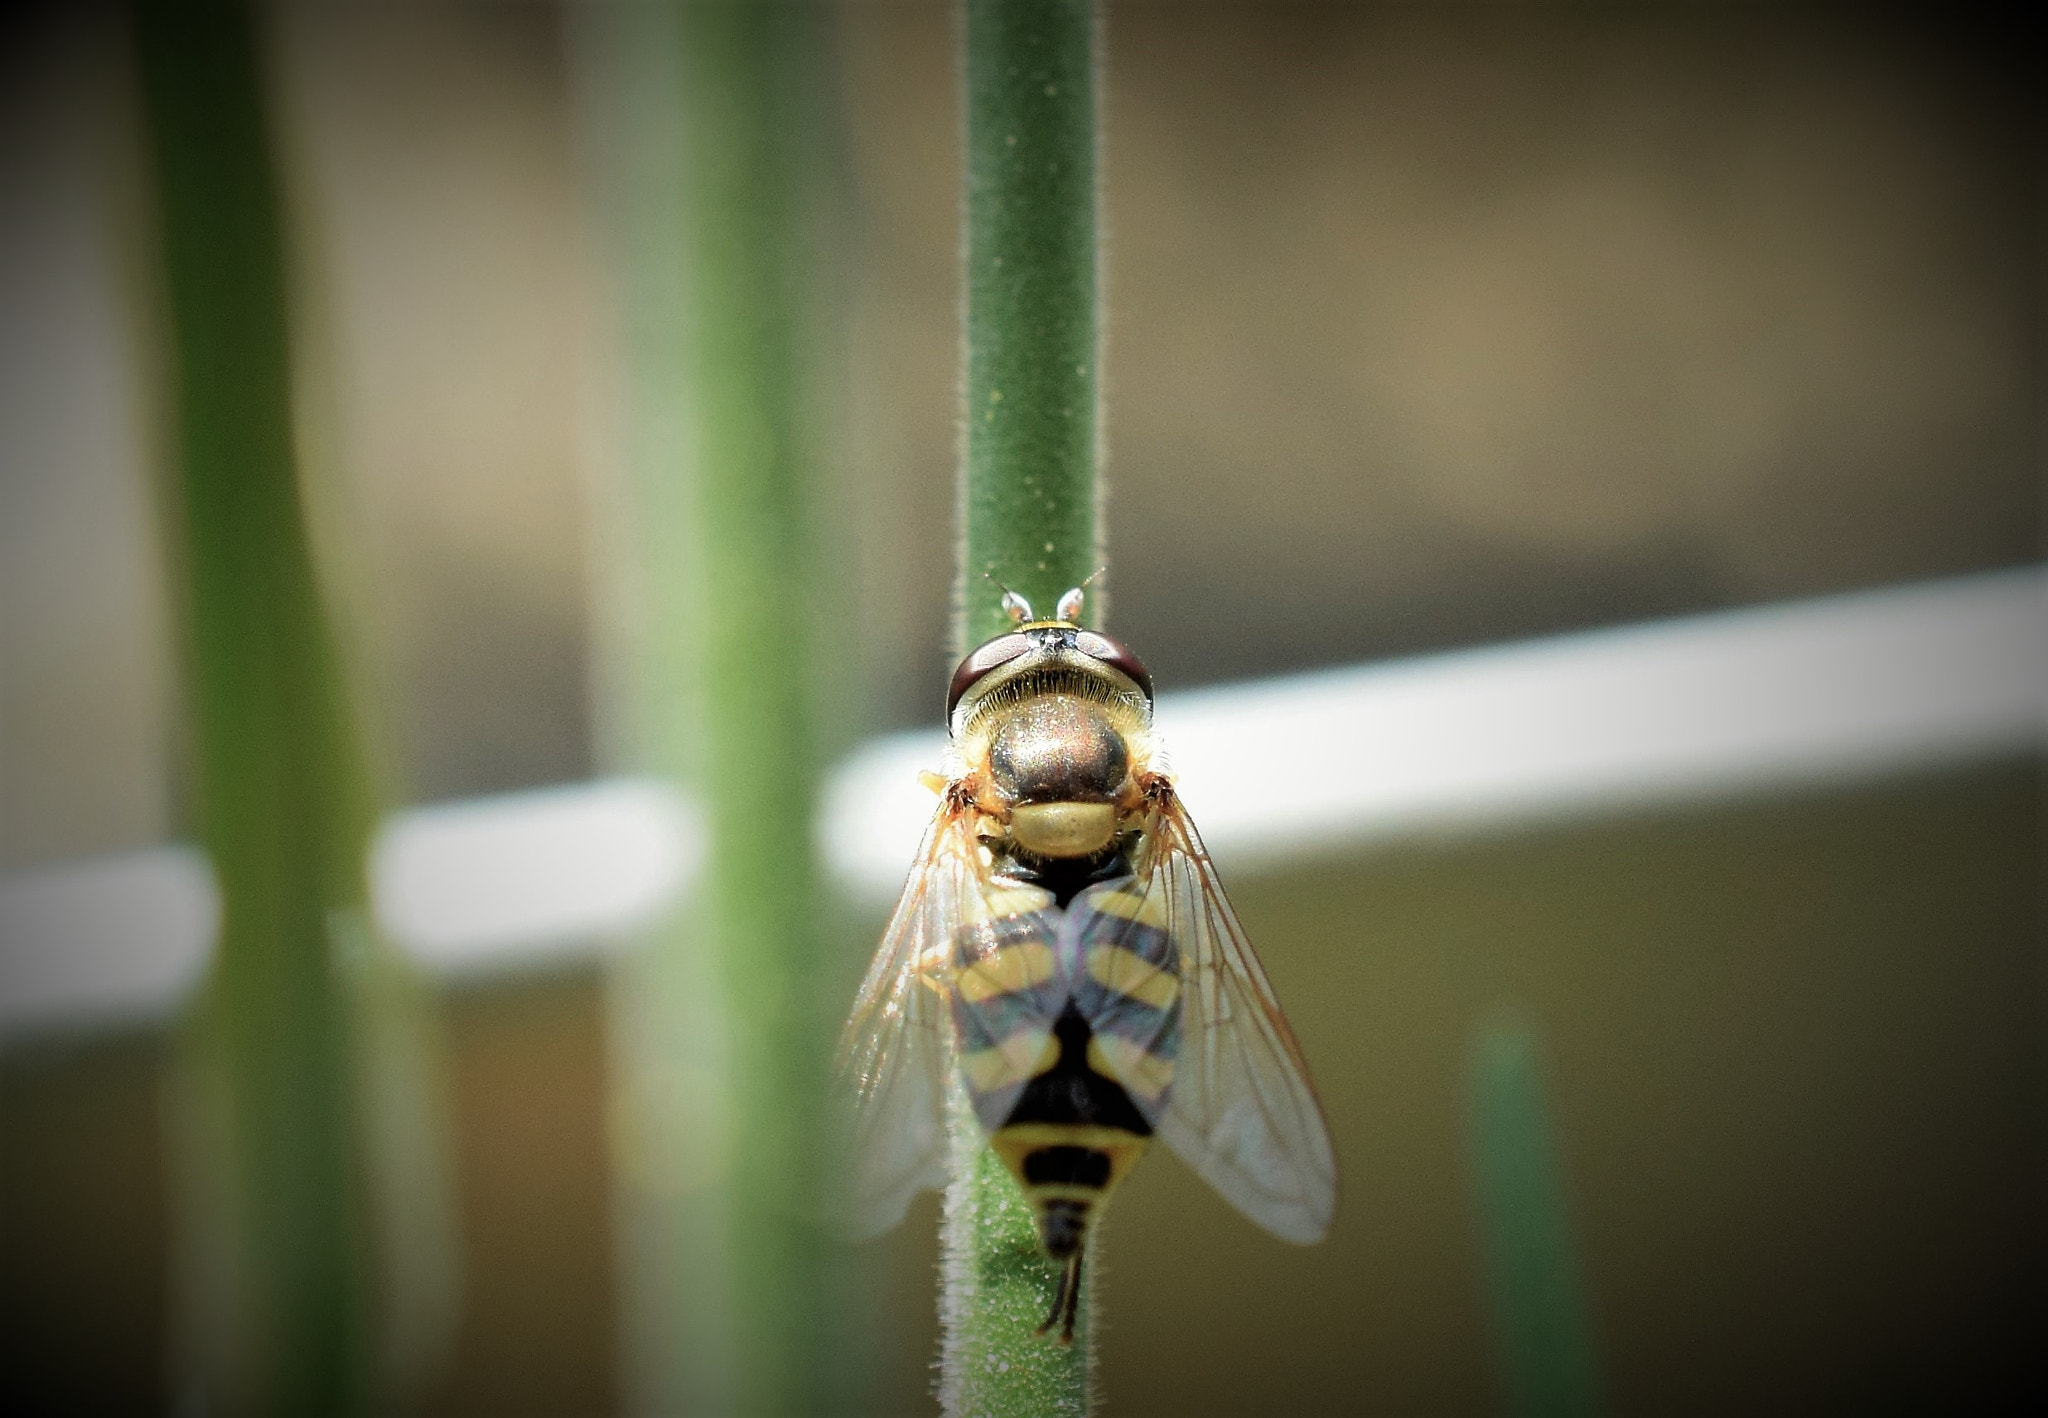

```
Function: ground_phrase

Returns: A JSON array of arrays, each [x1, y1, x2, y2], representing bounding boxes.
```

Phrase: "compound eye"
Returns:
[[1074, 631, 1152, 703], [947, 633, 1034, 716]]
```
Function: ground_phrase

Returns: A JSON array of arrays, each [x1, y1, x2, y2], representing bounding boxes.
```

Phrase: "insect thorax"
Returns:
[[956, 655, 1152, 864], [977, 700, 1144, 862]]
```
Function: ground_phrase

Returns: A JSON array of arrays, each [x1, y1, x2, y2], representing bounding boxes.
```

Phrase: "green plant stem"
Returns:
[[958, 0, 1102, 652], [681, 3, 837, 1410], [134, 4, 453, 1412], [568, 4, 729, 1409], [1469, 1022, 1606, 1418], [944, 3, 1101, 1414], [582, 3, 842, 1413]]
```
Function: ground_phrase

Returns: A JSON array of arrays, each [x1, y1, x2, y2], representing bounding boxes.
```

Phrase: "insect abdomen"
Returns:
[[989, 1122, 1149, 1259], [948, 875, 1178, 1263], [989, 1006, 1154, 1258]]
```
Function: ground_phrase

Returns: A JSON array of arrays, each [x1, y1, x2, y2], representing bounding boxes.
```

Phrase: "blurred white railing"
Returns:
[[4, 567, 2042, 1032]]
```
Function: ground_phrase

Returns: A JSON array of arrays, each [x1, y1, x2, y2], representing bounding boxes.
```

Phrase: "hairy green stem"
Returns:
[[957, 0, 1103, 654], [133, 4, 453, 1411], [1469, 1022, 1606, 1418], [944, 2, 1101, 1414], [576, 2, 844, 1413]]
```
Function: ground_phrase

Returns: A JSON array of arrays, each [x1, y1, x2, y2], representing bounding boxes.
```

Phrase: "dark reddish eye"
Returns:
[[1075, 631, 1153, 703], [947, 633, 1034, 716]]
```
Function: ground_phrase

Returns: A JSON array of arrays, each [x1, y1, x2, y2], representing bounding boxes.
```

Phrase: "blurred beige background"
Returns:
[[2, 2, 2038, 1414], [3, 2, 2035, 857]]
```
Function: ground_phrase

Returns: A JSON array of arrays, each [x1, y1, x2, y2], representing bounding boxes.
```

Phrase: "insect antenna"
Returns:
[[1054, 567, 1107, 624], [981, 568, 1034, 624]]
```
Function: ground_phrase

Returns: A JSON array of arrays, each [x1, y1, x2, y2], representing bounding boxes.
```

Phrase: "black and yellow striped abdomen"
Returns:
[[990, 1121, 1149, 1258], [950, 873, 1181, 1259]]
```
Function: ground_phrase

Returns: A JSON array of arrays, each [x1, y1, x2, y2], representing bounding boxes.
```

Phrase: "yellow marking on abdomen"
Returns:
[[989, 1123, 1152, 1203], [1088, 885, 1166, 929], [1085, 944, 1180, 1009], [960, 1030, 1061, 1092], [1086, 1033, 1175, 1104], [966, 883, 1054, 923], [956, 941, 1057, 1004]]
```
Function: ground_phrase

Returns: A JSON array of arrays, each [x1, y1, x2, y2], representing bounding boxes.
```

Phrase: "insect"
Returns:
[[835, 584, 1337, 1342]]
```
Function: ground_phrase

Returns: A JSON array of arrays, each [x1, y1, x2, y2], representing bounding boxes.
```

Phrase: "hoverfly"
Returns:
[[835, 586, 1336, 1341]]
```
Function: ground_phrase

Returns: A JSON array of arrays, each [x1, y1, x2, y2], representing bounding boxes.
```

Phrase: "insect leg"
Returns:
[[1035, 1249, 1083, 1345], [1035, 1253, 1073, 1340], [1059, 1248, 1083, 1344]]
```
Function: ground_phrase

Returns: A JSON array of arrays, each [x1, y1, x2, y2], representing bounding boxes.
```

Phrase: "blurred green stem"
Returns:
[[134, 3, 453, 1413], [576, 2, 842, 1413], [682, 4, 838, 1411], [943, 2, 1101, 1414], [1470, 1022, 1606, 1418]]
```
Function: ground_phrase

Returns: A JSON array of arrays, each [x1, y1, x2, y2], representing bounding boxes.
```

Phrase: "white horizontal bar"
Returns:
[[1157, 564, 2045, 867], [0, 779, 704, 1034], [820, 567, 2046, 894], [0, 846, 217, 1029], [3, 569, 2041, 1031], [368, 775, 702, 974]]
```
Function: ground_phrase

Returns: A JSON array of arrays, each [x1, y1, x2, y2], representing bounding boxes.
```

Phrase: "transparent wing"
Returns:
[[1117, 785, 1338, 1243], [832, 796, 983, 1239]]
